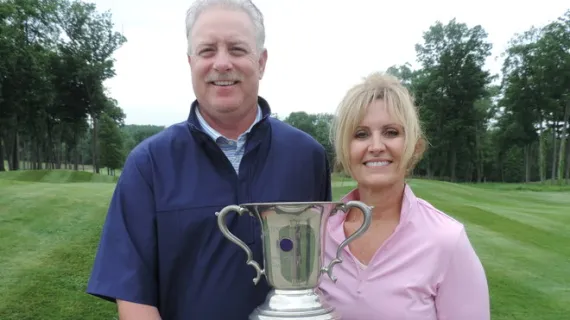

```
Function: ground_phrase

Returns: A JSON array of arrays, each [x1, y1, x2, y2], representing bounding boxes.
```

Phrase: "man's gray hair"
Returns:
[[185, 0, 266, 55]]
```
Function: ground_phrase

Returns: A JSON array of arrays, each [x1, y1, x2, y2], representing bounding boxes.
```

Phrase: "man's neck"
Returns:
[[199, 105, 259, 140]]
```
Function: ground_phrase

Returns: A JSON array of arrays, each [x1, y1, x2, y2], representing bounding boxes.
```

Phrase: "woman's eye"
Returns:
[[354, 131, 368, 139]]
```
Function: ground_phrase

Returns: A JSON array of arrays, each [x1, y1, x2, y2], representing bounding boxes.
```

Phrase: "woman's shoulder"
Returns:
[[415, 197, 464, 228], [407, 190, 467, 247], [407, 192, 478, 277]]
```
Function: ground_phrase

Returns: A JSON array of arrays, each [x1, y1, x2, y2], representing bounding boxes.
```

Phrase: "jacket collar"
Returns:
[[187, 96, 272, 134]]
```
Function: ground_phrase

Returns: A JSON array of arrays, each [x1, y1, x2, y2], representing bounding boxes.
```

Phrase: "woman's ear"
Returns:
[[415, 138, 426, 156], [408, 138, 427, 171]]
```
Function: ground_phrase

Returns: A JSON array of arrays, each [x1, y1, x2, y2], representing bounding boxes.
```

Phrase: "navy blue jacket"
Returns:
[[86, 97, 332, 320]]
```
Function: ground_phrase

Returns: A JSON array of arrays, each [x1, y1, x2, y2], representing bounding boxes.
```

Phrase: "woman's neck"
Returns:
[[347, 181, 406, 222]]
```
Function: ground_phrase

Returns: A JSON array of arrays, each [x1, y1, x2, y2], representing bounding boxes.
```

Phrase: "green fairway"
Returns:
[[1, 170, 569, 319]]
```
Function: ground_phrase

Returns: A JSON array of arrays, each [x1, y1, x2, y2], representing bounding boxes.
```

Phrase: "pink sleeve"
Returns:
[[435, 228, 490, 320]]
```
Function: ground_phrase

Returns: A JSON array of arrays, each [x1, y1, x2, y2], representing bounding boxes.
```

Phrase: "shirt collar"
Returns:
[[195, 105, 262, 142], [330, 183, 416, 238]]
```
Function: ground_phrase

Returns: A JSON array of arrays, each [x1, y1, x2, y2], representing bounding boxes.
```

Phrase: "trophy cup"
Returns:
[[216, 200, 373, 319]]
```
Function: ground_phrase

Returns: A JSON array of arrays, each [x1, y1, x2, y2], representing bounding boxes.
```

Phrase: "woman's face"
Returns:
[[349, 99, 407, 190]]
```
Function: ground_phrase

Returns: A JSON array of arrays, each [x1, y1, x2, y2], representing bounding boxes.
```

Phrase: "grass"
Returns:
[[0, 169, 119, 183], [465, 181, 570, 192], [1, 170, 569, 319], [0, 173, 118, 319]]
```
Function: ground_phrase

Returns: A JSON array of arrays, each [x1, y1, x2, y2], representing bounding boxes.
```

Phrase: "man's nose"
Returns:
[[213, 50, 232, 72]]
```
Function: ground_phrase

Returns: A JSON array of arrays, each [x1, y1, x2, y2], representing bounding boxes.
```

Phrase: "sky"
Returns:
[[90, 0, 569, 127]]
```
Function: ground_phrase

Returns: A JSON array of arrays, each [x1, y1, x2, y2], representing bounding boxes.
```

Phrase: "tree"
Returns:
[[0, 0, 127, 172], [413, 18, 493, 181], [99, 113, 124, 175]]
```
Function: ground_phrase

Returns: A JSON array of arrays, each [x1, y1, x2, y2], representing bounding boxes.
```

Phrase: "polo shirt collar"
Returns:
[[195, 104, 262, 142], [329, 184, 416, 242], [187, 96, 272, 134]]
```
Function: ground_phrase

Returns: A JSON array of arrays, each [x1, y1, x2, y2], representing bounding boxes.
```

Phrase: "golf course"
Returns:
[[0, 169, 569, 319]]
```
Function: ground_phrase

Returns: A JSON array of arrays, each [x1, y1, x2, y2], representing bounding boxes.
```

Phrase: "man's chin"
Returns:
[[203, 97, 241, 112], [213, 103, 242, 114]]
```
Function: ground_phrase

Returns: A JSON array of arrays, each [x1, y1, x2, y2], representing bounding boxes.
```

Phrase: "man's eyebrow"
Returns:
[[194, 39, 251, 48], [228, 40, 251, 47], [195, 40, 214, 47]]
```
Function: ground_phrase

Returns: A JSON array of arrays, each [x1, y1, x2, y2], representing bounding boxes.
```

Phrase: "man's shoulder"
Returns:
[[269, 117, 325, 151]]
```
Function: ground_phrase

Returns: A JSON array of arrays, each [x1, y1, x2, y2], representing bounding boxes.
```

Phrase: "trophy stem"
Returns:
[[273, 288, 315, 295], [249, 288, 341, 320]]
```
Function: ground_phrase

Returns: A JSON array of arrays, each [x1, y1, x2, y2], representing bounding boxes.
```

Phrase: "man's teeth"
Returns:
[[213, 81, 236, 86], [365, 161, 390, 167]]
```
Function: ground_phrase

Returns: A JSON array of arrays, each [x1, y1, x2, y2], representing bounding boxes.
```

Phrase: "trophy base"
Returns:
[[249, 288, 341, 320]]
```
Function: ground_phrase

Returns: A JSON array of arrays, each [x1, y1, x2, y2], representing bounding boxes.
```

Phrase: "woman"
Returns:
[[319, 72, 490, 319]]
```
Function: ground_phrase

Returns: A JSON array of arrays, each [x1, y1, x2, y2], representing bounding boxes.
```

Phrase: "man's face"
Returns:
[[188, 7, 267, 118]]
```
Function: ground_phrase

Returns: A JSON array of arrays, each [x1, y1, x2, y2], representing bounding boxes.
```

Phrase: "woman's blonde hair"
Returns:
[[330, 72, 427, 178]]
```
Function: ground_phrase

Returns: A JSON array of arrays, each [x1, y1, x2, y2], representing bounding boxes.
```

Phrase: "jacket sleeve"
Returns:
[[435, 228, 490, 320], [86, 148, 158, 307], [319, 153, 333, 201]]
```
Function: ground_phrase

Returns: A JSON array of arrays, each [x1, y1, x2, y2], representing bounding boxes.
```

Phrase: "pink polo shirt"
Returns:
[[319, 185, 490, 320]]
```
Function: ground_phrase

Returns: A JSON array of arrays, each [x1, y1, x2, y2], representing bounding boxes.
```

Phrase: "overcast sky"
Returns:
[[91, 0, 569, 126]]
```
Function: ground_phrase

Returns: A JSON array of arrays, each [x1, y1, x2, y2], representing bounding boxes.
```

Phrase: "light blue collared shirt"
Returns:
[[196, 105, 262, 175]]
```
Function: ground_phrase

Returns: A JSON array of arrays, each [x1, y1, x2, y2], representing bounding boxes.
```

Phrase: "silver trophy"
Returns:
[[216, 201, 373, 319]]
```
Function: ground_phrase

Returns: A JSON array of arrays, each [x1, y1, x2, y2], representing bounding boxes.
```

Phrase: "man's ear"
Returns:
[[258, 49, 268, 79]]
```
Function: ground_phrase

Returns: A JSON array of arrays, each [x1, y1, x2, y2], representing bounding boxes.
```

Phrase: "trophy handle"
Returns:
[[216, 205, 265, 285], [322, 200, 373, 283]]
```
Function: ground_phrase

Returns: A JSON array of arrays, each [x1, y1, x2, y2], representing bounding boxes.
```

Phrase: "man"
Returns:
[[86, 0, 332, 319]]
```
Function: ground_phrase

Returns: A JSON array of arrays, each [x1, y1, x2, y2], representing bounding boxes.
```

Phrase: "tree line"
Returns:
[[1, 0, 569, 184], [1, 0, 126, 173], [284, 12, 570, 184]]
